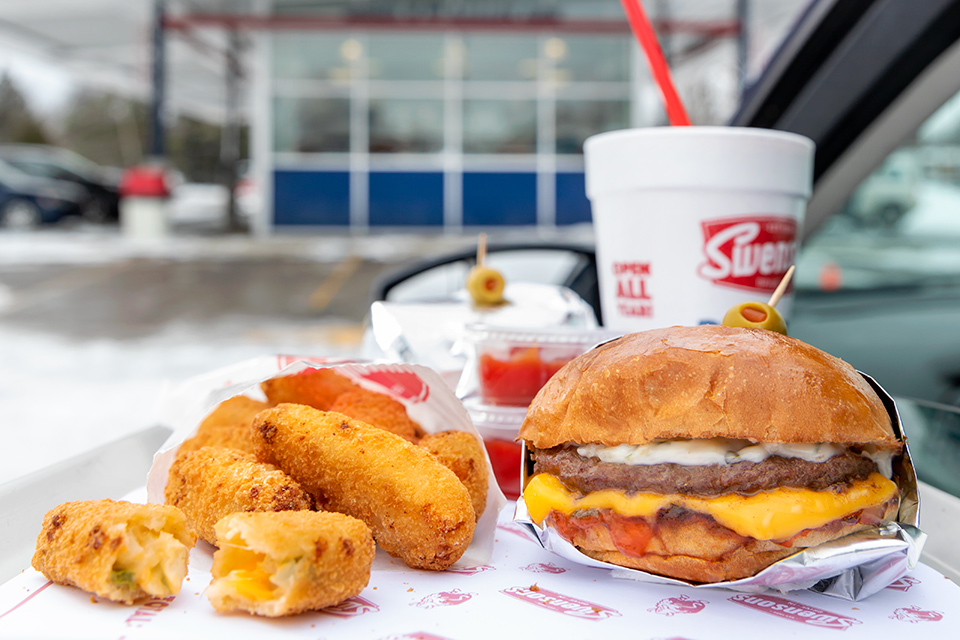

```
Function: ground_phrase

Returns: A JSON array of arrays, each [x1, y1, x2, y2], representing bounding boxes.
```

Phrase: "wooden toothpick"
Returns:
[[476, 233, 488, 267], [768, 265, 796, 308]]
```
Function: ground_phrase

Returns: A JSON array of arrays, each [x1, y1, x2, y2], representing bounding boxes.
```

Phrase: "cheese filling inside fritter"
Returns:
[[209, 539, 289, 602], [111, 526, 189, 598]]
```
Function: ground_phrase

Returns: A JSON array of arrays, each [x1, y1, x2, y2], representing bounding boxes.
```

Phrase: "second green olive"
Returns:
[[722, 301, 788, 335]]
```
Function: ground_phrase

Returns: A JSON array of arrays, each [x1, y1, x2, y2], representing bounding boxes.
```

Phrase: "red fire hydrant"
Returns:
[[118, 165, 171, 238]]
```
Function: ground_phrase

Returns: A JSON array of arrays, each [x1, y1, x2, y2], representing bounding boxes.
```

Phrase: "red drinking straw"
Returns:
[[619, 0, 692, 126]]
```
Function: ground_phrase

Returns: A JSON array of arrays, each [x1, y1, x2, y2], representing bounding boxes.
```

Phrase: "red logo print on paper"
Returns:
[[728, 593, 861, 630], [276, 356, 356, 369], [447, 564, 494, 575], [359, 369, 429, 403], [611, 261, 653, 319], [522, 562, 566, 574], [886, 576, 921, 592], [124, 596, 175, 628], [698, 216, 797, 292], [648, 594, 707, 616], [322, 595, 379, 617], [890, 606, 944, 623], [413, 588, 475, 609], [501, 585, 621, 620], [497, 522, 533, 539]]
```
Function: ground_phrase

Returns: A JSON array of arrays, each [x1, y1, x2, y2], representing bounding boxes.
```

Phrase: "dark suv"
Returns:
[[0, 145, 121, 224]]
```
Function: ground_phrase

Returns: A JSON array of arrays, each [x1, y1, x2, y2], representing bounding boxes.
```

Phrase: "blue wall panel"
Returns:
[[556, 171, 593, 225], [369, 171, 444, 226], [462, 172, 537, 226], [274, 170, 350, 225]]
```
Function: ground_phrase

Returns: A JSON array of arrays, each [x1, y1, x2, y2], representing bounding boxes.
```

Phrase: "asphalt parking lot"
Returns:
[[0, 226, 475, 346]]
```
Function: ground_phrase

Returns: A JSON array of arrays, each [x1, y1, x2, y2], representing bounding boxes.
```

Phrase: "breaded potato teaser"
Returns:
[[253, 404, 476, 571], [261, 368, 358, 410], [206, 511, 374, 617], [32, 500, 197, 604], [419, 430, 489, 521], [177, 395, 269, 456], [165, 446, 313, 546], [328, 388, 424, 442]]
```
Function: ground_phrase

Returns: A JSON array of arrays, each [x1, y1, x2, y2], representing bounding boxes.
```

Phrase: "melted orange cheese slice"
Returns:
[[523, 472, 898, 541]]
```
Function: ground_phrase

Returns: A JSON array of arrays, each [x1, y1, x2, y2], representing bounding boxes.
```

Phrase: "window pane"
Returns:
[[551, 36, 631, 83], [463, 35, 538, 81], [555, 100, 630, 154], [368, 34, 446, 80], [463, 100, 536, 154], [273, 97, 350, 153], [274, 34, 354, 81], [369, 99, 444, 153]]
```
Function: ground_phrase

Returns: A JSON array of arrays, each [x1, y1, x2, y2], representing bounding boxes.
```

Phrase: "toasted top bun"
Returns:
[[519, 325, 898, 450]]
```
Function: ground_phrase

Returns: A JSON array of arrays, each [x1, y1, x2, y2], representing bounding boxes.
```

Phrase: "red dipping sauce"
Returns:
[[467, 325, 622, 408], [479, 347, 569, 407], [484, 438, 523, 500], [465, 400, 527, 500]]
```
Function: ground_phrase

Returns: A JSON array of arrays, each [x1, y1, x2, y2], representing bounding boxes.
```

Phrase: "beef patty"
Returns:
[[531, 445, 878, 497]]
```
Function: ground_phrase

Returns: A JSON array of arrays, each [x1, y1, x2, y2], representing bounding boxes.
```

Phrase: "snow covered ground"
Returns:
[[0, 223, 590, 486], [0, 226, 478, 486]]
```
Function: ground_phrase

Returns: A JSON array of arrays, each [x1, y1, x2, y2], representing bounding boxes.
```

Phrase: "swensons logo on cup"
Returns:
[[698, 216, 798, 292]]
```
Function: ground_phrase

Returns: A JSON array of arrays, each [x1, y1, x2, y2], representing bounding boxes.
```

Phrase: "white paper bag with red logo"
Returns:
[[146, 356, 507, 566]]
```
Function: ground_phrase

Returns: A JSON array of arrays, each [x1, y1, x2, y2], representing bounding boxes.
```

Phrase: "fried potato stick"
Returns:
[[206, 511, 374, 617], [261, 368, 358, 410], [254, 404, 476, 570], [419, 430, 489, 521], [165, 446, 313, 546], [328, 387, 424, 442], [32, 500, 196, 604], [178, 395, 269, 456]]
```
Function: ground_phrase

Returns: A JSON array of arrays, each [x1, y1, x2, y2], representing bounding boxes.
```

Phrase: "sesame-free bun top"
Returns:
[[519, 325, 899, 450]]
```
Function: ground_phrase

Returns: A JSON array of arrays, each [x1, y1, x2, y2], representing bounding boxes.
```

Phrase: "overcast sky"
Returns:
[[0, 48, 77, 114]]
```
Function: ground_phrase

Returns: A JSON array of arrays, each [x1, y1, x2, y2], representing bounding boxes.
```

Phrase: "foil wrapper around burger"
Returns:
[[513, 373, 925, 602]]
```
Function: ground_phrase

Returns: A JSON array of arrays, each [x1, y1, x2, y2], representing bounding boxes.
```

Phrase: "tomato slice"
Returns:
[[548, 510, 654, 557]]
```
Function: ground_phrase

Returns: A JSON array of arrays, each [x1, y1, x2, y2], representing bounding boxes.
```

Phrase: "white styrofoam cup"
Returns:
[[584, 126, 815, 331]]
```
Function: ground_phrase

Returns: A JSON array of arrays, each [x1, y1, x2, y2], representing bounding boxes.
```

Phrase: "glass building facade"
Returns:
[[266, 29, 644, 228]]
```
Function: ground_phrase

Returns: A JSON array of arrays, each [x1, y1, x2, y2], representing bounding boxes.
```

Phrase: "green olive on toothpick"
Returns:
[[466, 233, 506, 306], [721, 266, 794, 335]]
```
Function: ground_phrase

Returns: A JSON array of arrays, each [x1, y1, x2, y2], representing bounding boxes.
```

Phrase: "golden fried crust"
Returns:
[[253, 404, 476, 571], [261, 368, 359, 410], [178, 396, 270, 456], [207, 511, 375, 617], [32, 500, 196, 604], [328, 388, 424, 442], [164, 446, 313, 545], [418, 431, 488, 521], [520, 325, 898, 450]]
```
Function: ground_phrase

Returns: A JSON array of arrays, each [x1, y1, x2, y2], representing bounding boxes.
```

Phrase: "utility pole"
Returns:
[[223, 29, 244, 232], [149, 0, 166, 158], [737, 0, 750, 97]]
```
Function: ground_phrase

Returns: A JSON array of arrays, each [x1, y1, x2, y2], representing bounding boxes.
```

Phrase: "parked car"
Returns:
[[0, 159, 85, 229], [0, 145, 121, 224]]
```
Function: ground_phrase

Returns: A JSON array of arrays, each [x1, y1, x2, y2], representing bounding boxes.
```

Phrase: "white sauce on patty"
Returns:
[[576, 438, 895, 477]]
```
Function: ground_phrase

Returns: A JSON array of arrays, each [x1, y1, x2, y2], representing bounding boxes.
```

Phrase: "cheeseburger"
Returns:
[[519, 325, 902, 584]]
